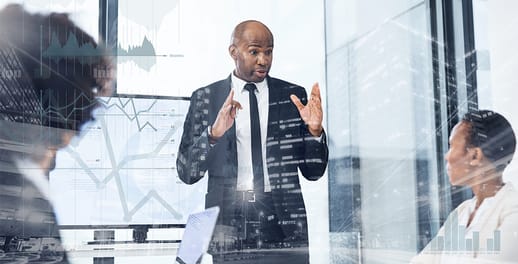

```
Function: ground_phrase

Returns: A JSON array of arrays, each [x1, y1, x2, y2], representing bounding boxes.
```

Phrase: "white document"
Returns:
[[176, 207, 219, 264]]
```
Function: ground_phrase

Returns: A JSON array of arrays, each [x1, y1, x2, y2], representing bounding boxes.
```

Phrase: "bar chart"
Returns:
[[429, 211, 500, 253]]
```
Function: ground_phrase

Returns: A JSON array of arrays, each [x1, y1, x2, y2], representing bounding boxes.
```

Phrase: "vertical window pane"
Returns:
[[326, 1, 440, 262]]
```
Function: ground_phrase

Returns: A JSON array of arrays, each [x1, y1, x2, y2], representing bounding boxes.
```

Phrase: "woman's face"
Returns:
[[445, 122, 476, 185]]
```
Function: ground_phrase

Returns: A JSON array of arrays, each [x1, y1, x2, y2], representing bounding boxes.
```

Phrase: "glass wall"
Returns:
[[325, 1, 445, 262], [326, 0, 518, 263], [477, 0, 518, 187]]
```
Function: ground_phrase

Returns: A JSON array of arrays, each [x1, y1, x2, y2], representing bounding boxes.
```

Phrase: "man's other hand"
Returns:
[[290, 83, 323, 137]]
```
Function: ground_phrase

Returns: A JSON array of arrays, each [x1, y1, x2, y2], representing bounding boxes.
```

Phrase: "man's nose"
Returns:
[[257, 53, 268, 65]]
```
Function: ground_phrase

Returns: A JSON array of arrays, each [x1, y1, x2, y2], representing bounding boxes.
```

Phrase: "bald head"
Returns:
[[230, 20, 274, 47]]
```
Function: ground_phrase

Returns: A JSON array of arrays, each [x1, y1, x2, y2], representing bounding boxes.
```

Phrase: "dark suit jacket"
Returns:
[[177, 75, 328, 241]]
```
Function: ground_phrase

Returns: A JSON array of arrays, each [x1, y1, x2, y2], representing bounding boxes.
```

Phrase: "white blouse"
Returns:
[[412, 183, 518, 263]]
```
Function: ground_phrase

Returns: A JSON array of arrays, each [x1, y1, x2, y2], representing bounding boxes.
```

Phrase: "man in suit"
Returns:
[[0, 4, 113, 263], [177, 20, 328, 263]]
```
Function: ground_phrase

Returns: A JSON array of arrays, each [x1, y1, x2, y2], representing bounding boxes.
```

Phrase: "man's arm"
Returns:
[[176, 88, 241, 184], [176, 90, 212, 184], [291, 83, 329, 180], [299, 128, 329, 181]]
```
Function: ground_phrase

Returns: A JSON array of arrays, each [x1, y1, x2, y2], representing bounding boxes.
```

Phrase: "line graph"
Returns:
[[64, 117, 182, 188], [50, 96, 207, 225], [42, 32, 105, 65], [0, 80, 102, 129], [100, 97, 161, 131]]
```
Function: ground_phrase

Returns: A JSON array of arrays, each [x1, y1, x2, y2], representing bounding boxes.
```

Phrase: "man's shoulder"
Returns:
[[268, 77, 307, 99], [202, 78, 230, 89], [268, 77, 304, 90], [190, 77, 230, 97]]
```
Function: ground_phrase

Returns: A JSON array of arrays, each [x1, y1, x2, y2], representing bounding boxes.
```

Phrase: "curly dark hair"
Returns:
[[461, 110, 516, 172], [0, 4, 114, 131]]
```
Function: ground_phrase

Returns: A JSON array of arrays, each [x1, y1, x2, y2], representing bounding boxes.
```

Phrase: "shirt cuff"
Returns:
[[312, 133, 324, 143]]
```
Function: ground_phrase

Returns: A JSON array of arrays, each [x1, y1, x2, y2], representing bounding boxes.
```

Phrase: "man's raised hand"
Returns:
[[211, 90, 242, 139], [290, 83, 323, 137]]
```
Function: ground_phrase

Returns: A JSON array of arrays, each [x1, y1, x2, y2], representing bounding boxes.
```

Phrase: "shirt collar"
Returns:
[[231, 72, 268, 93]]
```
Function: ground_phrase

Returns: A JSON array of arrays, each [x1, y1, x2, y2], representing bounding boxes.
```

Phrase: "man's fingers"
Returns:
[[224, 90, 234, 105], [231, 100, 243, 110], [221, 91, 241, 114], [290, 94, 304, 111], [230, 105, 237, 119], [229, 100, 242, 118], [311, 83, 321, 102]]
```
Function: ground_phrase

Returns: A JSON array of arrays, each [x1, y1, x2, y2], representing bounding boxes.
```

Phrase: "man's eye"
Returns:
[[249, 50, 257, 55], [265, 50, 272, 56]]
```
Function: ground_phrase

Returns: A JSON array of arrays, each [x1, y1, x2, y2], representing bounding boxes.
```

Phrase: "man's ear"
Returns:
[[229, 44, 237, 60]]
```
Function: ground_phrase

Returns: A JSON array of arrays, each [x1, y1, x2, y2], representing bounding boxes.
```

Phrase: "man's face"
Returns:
[[445, 122, 474, 185], [230, 23, 273, 83]]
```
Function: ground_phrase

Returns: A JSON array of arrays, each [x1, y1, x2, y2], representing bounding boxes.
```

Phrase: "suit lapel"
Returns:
[[266, 76, 280, 139], [217, 75, 238, 185], [266, 77, 281, 184]]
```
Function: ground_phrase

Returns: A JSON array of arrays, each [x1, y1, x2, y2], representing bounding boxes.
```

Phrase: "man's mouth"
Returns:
[[255, 69, 267, 78]]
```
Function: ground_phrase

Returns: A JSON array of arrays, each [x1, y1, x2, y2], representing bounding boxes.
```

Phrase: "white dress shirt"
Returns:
[[231, 73, 271, 192]]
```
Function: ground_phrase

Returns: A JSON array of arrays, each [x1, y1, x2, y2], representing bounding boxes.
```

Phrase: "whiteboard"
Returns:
[[50, 96, 207, 225]]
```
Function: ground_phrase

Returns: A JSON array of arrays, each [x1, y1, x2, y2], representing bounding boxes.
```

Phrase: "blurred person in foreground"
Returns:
[[412, 110, 518, 263], [0, 4, 113, 263]]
